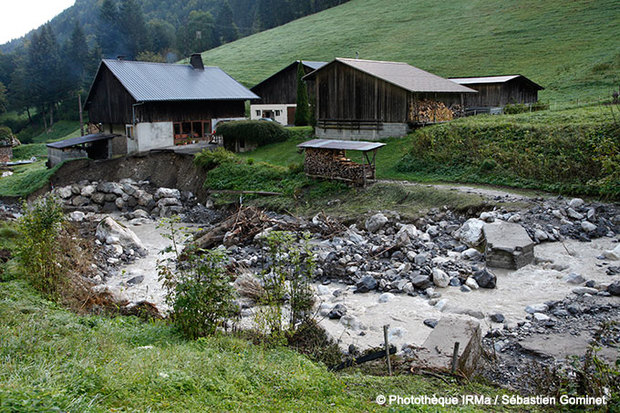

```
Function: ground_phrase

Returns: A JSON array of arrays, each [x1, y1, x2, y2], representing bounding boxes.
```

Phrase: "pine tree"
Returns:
[[97, 0, 120, 57], [119, 0, 149, 58], [66, 23, 89, 89], [294, 61, 310, 126], [216, 0, 239, 44], [176, 11, 218, 56]]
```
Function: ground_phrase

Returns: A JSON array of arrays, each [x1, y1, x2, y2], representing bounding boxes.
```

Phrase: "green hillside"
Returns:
[[200, 0, 620, 104]]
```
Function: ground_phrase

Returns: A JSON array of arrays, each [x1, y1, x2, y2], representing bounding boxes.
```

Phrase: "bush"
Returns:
[[158, 217, 238, 338], [193, 147, 238, 170], [503, 103, 528, 114], [15, 195, 66, 298], [216, 120, 290, 149], [0, 125, 12, 146], [257, 231, 315, 345]]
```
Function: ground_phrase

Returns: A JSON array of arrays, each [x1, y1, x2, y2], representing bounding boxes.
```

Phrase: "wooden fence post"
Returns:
[[383, 324, 392, 376]]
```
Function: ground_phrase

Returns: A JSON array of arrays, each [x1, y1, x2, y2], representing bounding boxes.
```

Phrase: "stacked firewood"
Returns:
[[409, 99, 454, 123], [303, 148, 369, 184]]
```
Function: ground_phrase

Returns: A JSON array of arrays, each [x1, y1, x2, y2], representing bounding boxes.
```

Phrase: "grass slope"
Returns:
[[200, 0, 619, 104], [0, 280, 516, 412]]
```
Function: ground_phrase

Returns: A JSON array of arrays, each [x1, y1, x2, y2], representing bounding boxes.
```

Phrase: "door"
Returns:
[[287, 106, 296, 125]]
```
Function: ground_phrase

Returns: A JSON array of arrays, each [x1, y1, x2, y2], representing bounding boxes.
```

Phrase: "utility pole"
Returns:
[[78, 93, 85, 136]]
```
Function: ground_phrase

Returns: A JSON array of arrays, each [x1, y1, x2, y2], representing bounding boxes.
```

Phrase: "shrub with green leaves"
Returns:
[[158, 217, 238, 339], [193, 147, 238, 170], [216, 120, 290, 150], [0, 125, 12, 146], [257, 231, 315, 344], [15, 195, 66, 297]]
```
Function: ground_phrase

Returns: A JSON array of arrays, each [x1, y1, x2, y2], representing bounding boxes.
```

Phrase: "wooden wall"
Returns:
[[87, 65, 246, 124], [462, 78, 539, 107], [313, 62, 464, 124], [252, 63, 317, 105]]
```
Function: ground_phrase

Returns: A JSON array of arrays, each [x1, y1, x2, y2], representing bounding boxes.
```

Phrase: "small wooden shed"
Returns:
[[297, 139, 385, 186], [448, 75, 544, 110], [46, 133, 118, 168]]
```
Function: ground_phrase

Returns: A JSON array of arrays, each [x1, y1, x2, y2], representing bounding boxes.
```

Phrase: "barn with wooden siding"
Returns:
[[250, 60, 326, 125], [303, 58, 477, 140], [448, 75, 543, 111], [84, 54, 258, 155]]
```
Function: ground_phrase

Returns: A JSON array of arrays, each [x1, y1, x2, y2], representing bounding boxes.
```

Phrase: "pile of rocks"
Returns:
[[53, 179, 196, 217]]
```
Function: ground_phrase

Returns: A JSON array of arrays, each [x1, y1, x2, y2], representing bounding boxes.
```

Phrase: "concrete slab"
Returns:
[[519, 333, 618, 363], [484, 221, 534, 269], [411, 316, 482, 377]]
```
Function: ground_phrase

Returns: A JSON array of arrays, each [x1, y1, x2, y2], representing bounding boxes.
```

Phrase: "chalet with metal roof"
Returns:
[[448, 75, 543, 111], [250, 60, 327, 125], [303, 58, 476, 140], [84, 54, 258, 154]]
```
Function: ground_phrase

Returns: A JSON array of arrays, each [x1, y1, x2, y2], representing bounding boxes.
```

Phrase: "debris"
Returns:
[[483, 221, 534, 269]]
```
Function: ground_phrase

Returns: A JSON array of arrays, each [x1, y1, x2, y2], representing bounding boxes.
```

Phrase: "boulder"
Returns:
[[483, 221, 534, 270], [355, 275, 377, 293], [328, 304, 347, 319], [80, 185, 96, 197], [57, 186, 73, 199], [431, 268, 450, 288], [454, 218, 485, 247], [568, 198, 584, 208], [525, 303, 548, 314], [472, 268, 496, 289], [563, 272, 585, 285], [412, 316, 482, 377], [365, 213, 388, 233], [155, 187, 181, 200], [602, 244, 620, 261], [95, 217, 147, 257], [608, 281, 620, 296]]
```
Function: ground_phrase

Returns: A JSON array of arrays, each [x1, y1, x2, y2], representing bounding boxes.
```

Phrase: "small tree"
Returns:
[[158, 217, 238, 338], [294, 61, 310, 126], [257, 231, 315, 344], [16, 195, 66, 298]]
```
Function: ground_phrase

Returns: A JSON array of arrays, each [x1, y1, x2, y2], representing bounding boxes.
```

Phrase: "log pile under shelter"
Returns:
[[297, 139, 385, 186]]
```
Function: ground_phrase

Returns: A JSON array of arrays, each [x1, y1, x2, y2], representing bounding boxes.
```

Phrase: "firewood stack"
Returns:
[[303, 148, 371, 185], [409, 99, 454, 123]]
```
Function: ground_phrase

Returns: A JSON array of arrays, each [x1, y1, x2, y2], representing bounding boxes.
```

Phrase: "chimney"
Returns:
[[117, 55, 125, 61], [190, 53, 204, 70]]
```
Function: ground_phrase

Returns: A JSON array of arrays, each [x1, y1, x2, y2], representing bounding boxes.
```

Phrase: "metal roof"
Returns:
[[46, 133, 118, 149], [304, 58, 476, 93], [449, 75, 544, 90], [297, 139, 386, 152], [101, 59, 259, 101], [251, 60, 327, 90]]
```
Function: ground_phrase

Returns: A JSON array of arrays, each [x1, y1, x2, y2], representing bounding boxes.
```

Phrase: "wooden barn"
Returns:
[[250, 60, 326, 125], [303, 58, 476, 140], [448, 75, 544, 111], [84, 54, 258, 155]]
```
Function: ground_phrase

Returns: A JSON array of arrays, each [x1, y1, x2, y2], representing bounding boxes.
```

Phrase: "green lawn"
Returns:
[[0, 279, 519, 412], [200, 0, 619, 105]]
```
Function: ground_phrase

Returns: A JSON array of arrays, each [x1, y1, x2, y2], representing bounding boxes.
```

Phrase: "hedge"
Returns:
[[216, 120, 290, 148]]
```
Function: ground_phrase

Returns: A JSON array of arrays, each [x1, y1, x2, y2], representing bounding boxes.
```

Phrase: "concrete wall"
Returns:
[[315, 123, 409, 140], [47, 147, 88, 168], [250, 104, 294, 125], [135, 121, 173, 153]]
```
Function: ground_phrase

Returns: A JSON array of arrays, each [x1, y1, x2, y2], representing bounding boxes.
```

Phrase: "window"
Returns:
[[255, 110, 261, 116], [275, 110, 281, 116], [173, 120, 212, 145]]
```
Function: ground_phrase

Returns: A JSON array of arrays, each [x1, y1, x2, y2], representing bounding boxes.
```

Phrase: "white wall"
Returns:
[[250, 104, 294, 125], [135, 122, 173, 153]]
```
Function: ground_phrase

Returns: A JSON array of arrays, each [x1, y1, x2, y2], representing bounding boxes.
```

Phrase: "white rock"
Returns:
[[434, 299, 448, 311], [533, 312, 550, 322], [96, 217, 147, 256], [461, 248, 482, 260], [155, 187, 181, 200], [525, 303, 548, 314], [581, 221, 597, 232], [568, 198, 584, 208], [567, 208, 584, 220], [80, 185, 96, 197], [602, 244, 620, 260], [507, 213, 521, 223], [378, 292, 395, 303], [563, 272, 585, 285], [316, 285, 330, 296], [365, 213, 388, 233], [68, 211, 86, 222], [534, 229, 549, 242], [465, 277, 479, 290], [57, 186, 73, 199], [454, 218, 485, 247], [431, 268, 450, 288], [479, 211, 495, 222]]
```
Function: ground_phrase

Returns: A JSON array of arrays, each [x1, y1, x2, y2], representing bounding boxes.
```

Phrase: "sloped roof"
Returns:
[[449, 75, 544, 90], [92, 59, 258, 102], [46, 133, 118, 149], [304, 58, 476, 93], [251, 60, 328, 91], [297, 139, 385, 152]]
